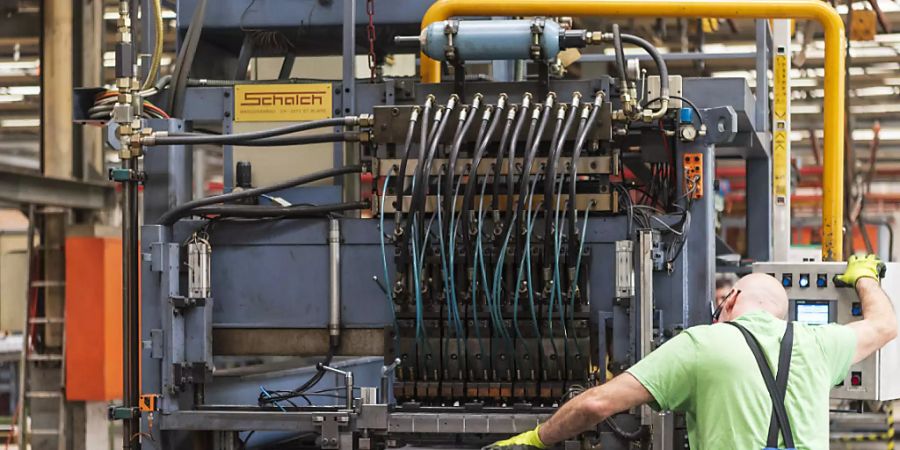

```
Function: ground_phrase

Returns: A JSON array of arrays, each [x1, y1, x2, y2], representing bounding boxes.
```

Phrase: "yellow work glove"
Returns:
[[835, 254, 886, 287], [488, 425, 546, 449]]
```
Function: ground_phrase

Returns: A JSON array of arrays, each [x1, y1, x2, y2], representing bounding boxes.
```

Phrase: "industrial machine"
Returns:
[[753, 262, 900, 402], [74, 0, 854, 449]]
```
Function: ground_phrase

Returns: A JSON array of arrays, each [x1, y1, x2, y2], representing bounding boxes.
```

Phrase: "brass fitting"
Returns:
[[358, 113, 374, 127]]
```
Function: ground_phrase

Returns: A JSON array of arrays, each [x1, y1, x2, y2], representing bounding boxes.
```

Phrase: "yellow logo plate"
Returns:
[[233, 83, 333, 122]]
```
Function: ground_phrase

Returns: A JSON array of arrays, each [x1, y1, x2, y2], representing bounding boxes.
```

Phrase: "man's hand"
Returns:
[[487, 425, 545, 449], [836, 254, 886, 287]]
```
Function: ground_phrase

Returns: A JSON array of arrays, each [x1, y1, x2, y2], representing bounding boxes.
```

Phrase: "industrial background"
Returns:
[[0, 0, 898, 449]]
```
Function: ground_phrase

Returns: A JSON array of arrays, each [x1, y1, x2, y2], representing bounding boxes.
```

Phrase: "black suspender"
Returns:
[[726, 321, 796, 450]]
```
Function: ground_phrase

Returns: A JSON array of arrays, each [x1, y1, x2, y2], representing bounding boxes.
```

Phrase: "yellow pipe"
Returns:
[[420, 0, 846, 261]]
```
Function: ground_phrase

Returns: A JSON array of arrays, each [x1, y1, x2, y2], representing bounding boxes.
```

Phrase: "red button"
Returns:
[[851, 372, 862, 386]]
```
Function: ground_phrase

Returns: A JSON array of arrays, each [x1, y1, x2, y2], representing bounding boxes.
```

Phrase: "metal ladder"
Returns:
[[17, 206, 68, 450]]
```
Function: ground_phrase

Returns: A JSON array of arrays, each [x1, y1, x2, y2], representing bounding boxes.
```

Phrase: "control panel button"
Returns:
[[851, 371, 862, 386], [799, 274, 810, 288], [782, 274, 793, 287], [851, 302, 862, 317], [816, 274, 828, 288]]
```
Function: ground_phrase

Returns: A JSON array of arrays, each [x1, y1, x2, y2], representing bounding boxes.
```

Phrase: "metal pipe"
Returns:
[[123, 156, 140, 449], [329, 218, 341, 348], [319, 364, 354, 410], [418, 0, 846, 261]]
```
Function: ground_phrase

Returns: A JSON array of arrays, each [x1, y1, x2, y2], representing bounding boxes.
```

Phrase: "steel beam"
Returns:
[[0, 167, 113, 209]]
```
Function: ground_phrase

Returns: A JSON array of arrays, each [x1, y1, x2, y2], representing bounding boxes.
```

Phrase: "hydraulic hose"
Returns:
[[157, 165, 363, 225], [492, 105, 517, 214], [147, 117, 359, 145], [504, 94, 532, 228], [462, 97, 507, 269], [394, 106, 421, 215], [187, 201, 369, 218], [612, 24, 628, 88], [140, 0, 164, 91], [446, 95, 483, 223], [620, 32, 670, 120], [513, 94, 555, 270], [567, 95, 603, 264], [542, 94, 581, 267], [412, 97, 458, 223]]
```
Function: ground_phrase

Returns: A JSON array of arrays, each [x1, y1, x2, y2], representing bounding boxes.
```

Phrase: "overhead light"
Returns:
[[791, 104, 821, 115], [854, 86, 898, 97], [0, 118, 40, 128], [0, 86, 40, 96], [791, 79, 818, 87], [884, 78, 900, 86], [0, 94, 24, 103], [851, 104, 900, 114], [104, 9, 176, 20], [853, 128, 900, 141]]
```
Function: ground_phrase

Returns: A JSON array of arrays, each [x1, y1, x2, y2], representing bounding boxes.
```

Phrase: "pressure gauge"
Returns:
[[679, 124, 698, 142]]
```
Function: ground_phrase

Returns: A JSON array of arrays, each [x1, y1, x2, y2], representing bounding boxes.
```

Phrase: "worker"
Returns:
[[491, 254, 897, 449]]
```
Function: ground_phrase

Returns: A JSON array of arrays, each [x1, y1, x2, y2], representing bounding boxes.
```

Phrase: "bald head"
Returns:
[[717, 273, 790, 322]]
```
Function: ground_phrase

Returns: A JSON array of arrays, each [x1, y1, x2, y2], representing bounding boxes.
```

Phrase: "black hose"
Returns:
[[394, 107, 421, 215], [567, 102, 601, 264], [153, 117, 354, 145], [189, 201, 369, 218], [446, 104, 479, 221], [157, 165, 363, 225], [513, 96, 554, 269], [542, 99, 580, 267], [612, 24, 628, 87], [445, 102, 481, 256], [504, 96, 532, 228], [462, 100, 506, 266], [605, 416, 646, 441], [168, 0, 207, 116], [492, 106, 517, 213], [620, 33, 669, 99]]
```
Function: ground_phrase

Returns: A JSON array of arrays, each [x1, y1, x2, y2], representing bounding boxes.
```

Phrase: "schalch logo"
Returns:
[[239, 90, 327, 107]]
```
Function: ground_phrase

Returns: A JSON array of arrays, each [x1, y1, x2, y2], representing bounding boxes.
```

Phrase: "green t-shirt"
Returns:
[[627, 310, 856, 450]]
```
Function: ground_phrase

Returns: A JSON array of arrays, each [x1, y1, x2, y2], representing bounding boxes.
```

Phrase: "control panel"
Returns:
[[752, 262, 900, 401]]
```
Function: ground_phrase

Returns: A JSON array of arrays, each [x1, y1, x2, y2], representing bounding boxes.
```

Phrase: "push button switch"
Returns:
[[851, 371, 862, 387]]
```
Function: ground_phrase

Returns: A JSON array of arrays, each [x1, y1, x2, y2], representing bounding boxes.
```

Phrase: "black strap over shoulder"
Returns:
[[726, 321, 795, 449]]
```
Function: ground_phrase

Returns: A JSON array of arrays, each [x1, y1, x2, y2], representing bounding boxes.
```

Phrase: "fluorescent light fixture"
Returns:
[[0, 94, 24, 103], [854, 86, 898, 97], [850, 104, 900, 114], [884, 78, 900, 86], [0, 60, 40, 70], [104, 9, 175, 20], [875, 33, 900, 43], [791, 79, 818, 87], [0, 86, 40, 96], [791, 104, 821, 115], [0, 118, 40, 128], [852, 128, 900, 141]]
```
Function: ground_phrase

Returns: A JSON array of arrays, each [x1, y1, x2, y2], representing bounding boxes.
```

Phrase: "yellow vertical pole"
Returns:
[[419, 0, 845, 260]]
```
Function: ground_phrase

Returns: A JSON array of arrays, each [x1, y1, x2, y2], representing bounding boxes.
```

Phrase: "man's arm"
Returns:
[[537, 373, 653, 446], [847, 277, 898, 364]]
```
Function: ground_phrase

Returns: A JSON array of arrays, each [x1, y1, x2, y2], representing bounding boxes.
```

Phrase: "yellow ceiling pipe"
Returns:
[[420, 0, 846, 261]]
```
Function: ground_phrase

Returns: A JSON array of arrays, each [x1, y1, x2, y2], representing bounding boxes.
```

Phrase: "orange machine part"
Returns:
[[64, 236, 124, 401]]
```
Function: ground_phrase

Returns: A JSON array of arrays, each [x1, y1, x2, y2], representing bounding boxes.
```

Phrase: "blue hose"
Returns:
[[379, 173, 399, 336]]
